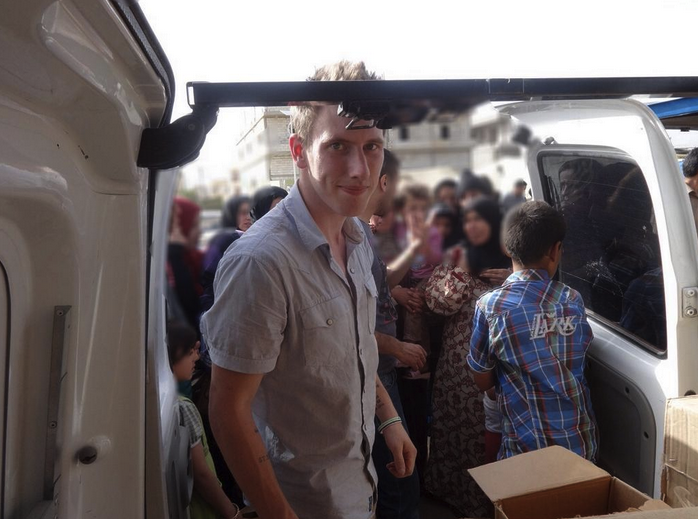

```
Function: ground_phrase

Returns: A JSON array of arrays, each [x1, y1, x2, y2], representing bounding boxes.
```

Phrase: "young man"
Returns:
[[501, 179, 528, 213], [683, 147, 698, 235], [201, 61, 416, 519], [359, 149, 424, 519], [467, 201, 598, 461], [434, 178, 458, 212]]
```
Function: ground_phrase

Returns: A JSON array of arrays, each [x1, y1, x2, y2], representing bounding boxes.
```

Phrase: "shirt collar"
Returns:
[[505, 268, 551, 284], [284, 184, 365, 251]]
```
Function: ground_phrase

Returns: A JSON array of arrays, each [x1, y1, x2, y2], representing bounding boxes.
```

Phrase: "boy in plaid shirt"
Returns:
[[467, 201, 598, 461]]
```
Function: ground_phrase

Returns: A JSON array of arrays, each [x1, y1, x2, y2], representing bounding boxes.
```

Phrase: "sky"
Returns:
[[139, 0, 698, 188]]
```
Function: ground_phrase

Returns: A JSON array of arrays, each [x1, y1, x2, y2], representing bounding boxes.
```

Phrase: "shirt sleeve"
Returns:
[[179, 399, 203, 448], [467, 302, 495, 373], [200, 252, 287, 374]]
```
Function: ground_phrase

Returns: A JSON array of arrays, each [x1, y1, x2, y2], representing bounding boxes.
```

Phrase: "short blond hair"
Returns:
[[290, 61, 381, 144]]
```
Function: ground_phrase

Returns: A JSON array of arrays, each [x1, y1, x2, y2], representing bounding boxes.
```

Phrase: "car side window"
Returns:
[[539, 154, 666, 354]]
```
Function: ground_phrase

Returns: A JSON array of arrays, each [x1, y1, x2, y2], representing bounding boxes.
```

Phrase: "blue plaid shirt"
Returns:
[[467, 269, 598, 461]]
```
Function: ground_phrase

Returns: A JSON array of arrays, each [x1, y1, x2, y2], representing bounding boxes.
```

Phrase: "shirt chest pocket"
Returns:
[[364, 276, 378, 333], [300, 296, 353, 367]]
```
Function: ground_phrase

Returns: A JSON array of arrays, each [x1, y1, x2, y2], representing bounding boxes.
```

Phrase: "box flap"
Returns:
[[468, 446, 609, 502], [608, 477, 664, 512], [663, 396, 698, 508], [585, 508, 698, 519]]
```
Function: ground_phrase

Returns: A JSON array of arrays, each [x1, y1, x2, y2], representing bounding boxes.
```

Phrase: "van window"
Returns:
[[539, 154, 666, 354]]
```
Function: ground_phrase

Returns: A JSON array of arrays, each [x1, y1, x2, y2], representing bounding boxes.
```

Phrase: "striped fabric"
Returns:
[[467, 269, 598, 461]]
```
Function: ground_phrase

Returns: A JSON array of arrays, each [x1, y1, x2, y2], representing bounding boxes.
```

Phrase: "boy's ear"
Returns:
[[380, 175, 388, 192], [549, 241, 563, 262]]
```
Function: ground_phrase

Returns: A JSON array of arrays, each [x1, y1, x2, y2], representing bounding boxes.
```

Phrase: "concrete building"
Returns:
[[233, 107, 296, 195], [387, 116, 472, 171], [468, 103, 529, 194]]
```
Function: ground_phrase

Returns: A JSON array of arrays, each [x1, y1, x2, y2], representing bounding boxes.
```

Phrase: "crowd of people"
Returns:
[[163, 60, 600, 519]]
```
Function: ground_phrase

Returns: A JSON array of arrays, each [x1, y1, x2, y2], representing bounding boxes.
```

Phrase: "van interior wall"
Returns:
[[0, 94, 149, 518], [0, 0, 166, 517]]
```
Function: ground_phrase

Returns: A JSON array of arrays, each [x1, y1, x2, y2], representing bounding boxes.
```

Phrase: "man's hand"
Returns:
[[394, 341, 427, 371], [392, 286, 423, 314], [382, 424, 417, 478], [480, 268, 512, 286]]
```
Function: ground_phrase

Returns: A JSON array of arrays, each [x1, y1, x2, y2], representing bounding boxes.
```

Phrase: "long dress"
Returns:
[[423, 246, 493, 518]]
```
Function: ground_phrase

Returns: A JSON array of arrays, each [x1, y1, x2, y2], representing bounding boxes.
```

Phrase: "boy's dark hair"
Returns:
[[381, 149, 399, 181], [166, 320, 197, 367], [683, 148, 698, 178], [503, 201, 566, 265]]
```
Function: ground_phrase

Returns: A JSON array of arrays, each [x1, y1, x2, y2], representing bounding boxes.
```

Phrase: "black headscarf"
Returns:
[[462, 196, 510, 276], [221, 195, 251, 229], [458, 170, 494, 199], [251, 186, 288, 221]]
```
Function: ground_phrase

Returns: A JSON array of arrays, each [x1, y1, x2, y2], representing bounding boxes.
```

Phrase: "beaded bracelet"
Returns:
[[378, 416, 402, 435]]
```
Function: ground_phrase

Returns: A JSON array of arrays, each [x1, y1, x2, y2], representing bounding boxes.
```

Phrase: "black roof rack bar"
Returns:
[[187, 77, 698, 107], [140, 76, 698, 170]]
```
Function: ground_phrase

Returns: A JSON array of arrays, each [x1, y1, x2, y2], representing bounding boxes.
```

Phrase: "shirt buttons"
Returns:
[[326, 318, 334, 326], [349, 267, 355, 274]]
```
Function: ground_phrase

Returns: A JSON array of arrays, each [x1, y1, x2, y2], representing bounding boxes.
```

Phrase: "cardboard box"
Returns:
[[663, 396, 698, 508], [469, 446, 670, 519], [587, 510, 698, 519]]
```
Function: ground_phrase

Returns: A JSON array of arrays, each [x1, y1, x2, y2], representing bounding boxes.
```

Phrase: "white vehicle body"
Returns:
[[499, 100, 698, 496], [0, 1, 697, 518], [0, 1, 184, 518]]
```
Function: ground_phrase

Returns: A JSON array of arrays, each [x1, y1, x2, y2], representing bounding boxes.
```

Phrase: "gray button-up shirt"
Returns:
[[201, 185, 379, 519]]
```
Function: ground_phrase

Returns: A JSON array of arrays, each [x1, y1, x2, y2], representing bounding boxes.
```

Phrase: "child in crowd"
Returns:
[[467, 201, 598, 461], [398, 184, 443, 355], [429, 203, 455, 243], [167, 321, 241, 519]]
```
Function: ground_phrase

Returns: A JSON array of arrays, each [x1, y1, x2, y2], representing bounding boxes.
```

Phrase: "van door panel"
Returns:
[[499, 100, 698, 496]]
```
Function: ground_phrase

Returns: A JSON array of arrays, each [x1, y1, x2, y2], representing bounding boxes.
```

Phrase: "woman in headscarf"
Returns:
[[221, 195, 253, 232], [167, 197, 204, 333], [251, 185, 287, 222], [423, 196, 512, 518]]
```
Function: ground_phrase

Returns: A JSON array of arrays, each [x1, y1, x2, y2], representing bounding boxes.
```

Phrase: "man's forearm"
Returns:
[[375, 332, 400, 358], [211, 386, 296, 519], [375, 375, 399, 423]]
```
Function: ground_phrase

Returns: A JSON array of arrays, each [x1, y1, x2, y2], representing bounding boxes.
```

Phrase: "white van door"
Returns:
[[498, 99, 698, 496]]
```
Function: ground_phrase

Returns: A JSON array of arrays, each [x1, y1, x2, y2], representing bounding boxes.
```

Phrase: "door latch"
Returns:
[[683, 287, 698, 318]]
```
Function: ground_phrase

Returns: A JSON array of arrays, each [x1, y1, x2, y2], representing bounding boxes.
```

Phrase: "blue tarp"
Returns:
[[649, 98, 698, 119]]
